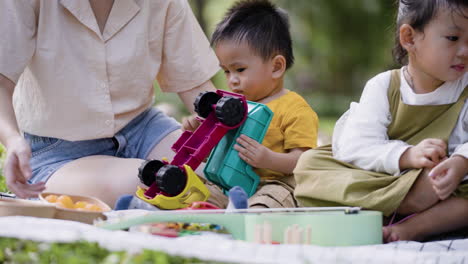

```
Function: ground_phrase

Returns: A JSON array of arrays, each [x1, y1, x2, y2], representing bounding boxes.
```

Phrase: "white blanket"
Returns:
[[1, 216, 468, 264]]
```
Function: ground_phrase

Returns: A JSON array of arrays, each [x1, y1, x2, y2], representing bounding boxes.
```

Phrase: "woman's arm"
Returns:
[[0, 74, 45, 198], [156, 0, 219, 113], [177, 80, 217, 114], [0, 75, 20, 145]]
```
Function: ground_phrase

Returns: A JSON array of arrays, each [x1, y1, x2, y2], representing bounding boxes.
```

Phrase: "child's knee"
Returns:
[[399, 170, 439, 213]]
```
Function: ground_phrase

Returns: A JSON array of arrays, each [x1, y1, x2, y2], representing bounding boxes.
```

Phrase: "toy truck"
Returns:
[[136, 90, 248, 209]]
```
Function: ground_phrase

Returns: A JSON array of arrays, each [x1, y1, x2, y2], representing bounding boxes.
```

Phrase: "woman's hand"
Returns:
[[429, 155, 468, 200], [400, 138, 447, 170], [3, 135, 45, 198]]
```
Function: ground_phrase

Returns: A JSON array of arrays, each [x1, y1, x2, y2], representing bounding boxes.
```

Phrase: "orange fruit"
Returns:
[[84, 203, 102, 212], [44, 194, 58, 203], [56, 195, 74, 209], [74, 201, 88, 209]]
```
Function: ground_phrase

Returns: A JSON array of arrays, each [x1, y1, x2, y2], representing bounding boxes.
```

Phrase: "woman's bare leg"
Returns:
[[384, 197, 468, 242], [146, 129, 207, 176], [397, 169, 440, 215], [45, 130, 183, 208], [45, 156, 143, 208], [146, 130, 182, 161]]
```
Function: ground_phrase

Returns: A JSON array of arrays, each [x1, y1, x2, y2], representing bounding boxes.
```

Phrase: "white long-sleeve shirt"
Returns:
[[333, 69, 468, 177]]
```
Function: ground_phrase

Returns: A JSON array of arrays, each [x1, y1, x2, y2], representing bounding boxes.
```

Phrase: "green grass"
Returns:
[[0, 143, 6, 193], [0, 238, 225, 264]]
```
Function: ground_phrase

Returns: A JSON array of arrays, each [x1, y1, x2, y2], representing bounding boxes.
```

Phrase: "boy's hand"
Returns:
[[4, 136, 45, 198], [181, 114, 201, 132], [234, 134, 271, 169], [428, 155, 468, 200], [400, 138, 447, 170]]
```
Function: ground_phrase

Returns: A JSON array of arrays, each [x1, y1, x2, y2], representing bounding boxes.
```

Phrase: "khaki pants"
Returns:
[[206, 176, 298, 209]]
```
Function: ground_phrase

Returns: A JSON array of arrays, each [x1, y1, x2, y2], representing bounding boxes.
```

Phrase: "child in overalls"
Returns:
[[294, 0, 468, 242]]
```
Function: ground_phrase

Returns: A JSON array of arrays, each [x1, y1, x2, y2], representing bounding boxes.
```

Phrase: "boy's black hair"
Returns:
[[211, 0, 294, 70], [393, 0, 468, 65]]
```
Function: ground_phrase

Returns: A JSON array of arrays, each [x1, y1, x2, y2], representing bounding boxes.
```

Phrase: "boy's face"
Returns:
[[410, 7, 468, 86], [215, 40, 278, 102]]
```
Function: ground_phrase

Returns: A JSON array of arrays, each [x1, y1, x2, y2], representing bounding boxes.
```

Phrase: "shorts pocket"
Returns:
[[25, 134, 64, 157]]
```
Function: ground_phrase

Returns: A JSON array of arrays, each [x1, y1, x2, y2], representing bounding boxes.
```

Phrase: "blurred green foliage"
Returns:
[[186, 0, 399, 119], [0, 238, 223, 264]]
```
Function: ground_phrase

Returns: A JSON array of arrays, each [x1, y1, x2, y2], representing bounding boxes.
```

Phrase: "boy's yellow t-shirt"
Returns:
[[254, 91, 318, 180]]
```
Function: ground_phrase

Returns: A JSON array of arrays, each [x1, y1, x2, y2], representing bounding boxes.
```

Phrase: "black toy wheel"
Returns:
[[194, 91, 221, 118], [155, 165, 187, 196], [138, 160, 165, 186], [215, 96, 245, 126]]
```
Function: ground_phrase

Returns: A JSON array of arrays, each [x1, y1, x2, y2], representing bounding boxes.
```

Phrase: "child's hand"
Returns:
[[428, 155, 468, 200], [400, 138, 447, 170], [181, 114, 201, 131], [234, 134, 271, 169]]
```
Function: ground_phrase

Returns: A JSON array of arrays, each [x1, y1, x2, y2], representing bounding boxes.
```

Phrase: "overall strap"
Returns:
[[387, 70, 467, 145]]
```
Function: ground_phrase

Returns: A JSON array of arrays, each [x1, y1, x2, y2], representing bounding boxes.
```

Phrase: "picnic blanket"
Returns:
[[1, 214, 468, 264]]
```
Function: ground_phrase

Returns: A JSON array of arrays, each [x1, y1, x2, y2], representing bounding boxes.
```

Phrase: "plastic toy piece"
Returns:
[[138, 160, 165, 187], [204, 101, 273, 197], [179, 201, 221, 210], [171, 90, 247, 170], [136, 90, 248, 209], [136, 165, 210, 209]]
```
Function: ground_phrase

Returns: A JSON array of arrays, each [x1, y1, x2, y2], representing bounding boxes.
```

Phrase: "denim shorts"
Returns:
[[25, 107, 180, 184]]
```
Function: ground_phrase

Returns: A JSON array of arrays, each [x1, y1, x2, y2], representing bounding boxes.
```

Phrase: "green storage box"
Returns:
[[204, 101, 273, 197]]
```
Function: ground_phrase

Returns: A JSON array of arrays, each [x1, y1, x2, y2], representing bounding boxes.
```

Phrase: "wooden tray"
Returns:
[[0, 197, 56, 218], [0, 193, 111, 224]]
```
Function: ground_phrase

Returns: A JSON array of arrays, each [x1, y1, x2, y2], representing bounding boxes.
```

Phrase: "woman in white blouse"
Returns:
[[0, 0, 219, 206]]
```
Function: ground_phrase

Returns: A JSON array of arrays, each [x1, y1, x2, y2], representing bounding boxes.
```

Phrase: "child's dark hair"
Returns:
[[393, 0, 468, 65], [211, 0, 294, 70]]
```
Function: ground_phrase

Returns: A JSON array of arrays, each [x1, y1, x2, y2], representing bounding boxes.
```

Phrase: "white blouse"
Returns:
[[0, 0, 219, 141], [333, 69, 468, 177]]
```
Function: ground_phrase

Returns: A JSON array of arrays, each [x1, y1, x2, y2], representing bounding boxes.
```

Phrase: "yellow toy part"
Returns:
[[136, 164, 210, 210]]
